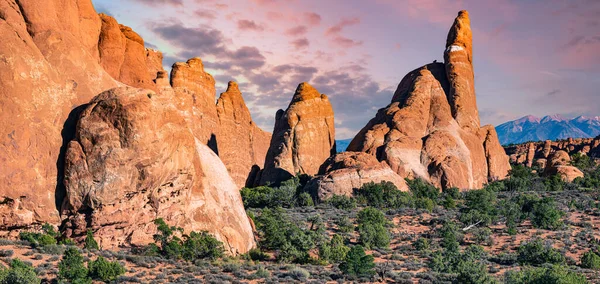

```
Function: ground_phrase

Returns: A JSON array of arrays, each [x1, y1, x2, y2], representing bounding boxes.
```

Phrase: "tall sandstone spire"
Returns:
[[216, 81, 271, 188], [260, 83, 335, 185], [445, 10, 479, 131], [346, 10, 510, 190]]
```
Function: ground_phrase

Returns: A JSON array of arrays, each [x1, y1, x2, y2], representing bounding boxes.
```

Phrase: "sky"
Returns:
[[91, 0, 600, 139]]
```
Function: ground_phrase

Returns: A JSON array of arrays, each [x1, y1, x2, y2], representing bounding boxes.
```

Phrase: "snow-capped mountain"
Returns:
[[496, 115, 600, 145]]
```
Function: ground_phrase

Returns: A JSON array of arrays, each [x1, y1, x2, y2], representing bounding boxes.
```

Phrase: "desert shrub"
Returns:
[[499, 199, 522, 235], [241, 176, 309, 208], [460, 188, 497, 226], [241, 186, 274, 208], [182, 231, 224, 261], [19, 223, 58, 248], [413, 237, 430, 252], [297, 192, 314, 207], [415, 198, 435, 212], [254, 208, 319, 263], [0, 259, 40, 284], [0, 250, 13, 258], [472, 227, 494, 246], [335, 216, 354, 233], [88, 256, 125, 282], [357, 207, 390, 249], [84, 229, 99, 250], [245, 248, 269, 261], [544, 174, 565, 191], [571, 153, 593, 170], [454, 260, 496, 284], [439, 221, 461, 253], [339, 245, 375, 277], [407, 178, 439, 200], [58, 247, 90, 283], [153, 218, 184, 259], [319, 234, 350, 263], [151, 218, 223, 262], [504, 265, 588, 284], [356, 181, 413, 209], [517, 238, 565, 265], [531, 197, 563, 230], [326, 194, 356, 210], [580, 250, 600, 269]]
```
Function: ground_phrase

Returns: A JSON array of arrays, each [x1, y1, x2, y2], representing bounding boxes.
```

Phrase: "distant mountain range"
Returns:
[[495, 115, 600, 145]]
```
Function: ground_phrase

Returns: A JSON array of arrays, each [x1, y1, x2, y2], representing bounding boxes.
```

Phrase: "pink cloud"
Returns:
[[285, 25, 308, 36], [325, 17, 360, 35], [303, 12, 322, 26], [291, 38, 310, 49], [237, 19, 264, 31]]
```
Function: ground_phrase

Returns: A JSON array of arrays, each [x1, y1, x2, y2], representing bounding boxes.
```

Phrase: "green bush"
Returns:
[[357, 207, 390, 249], [504, 265, 588, 284], [0, 259, 40, 284], [580, 250, 600, 269], [413, 237, 430, 252], [339, 245, 375, 277], [531, 197, 563, 230], [58, 247, 90, 283], [182, 231, 224, 261], [356, 181, 413, 209], [245, 248, 269, 261], [319, 234, 350, 263], [407, 178, 439, 200], [517, 238, 565, 265], [84, 229, 99, 250], [571, 153, 593, 170], [326, 194, 357, 210], [240, 176, 308, 208], [88, 256, 125, 282], [415, 197, 435, 212], [455, 260, 497, 284], [19, 223, 58, 248], [254, 208, 319, 263], [152, 218, 223, 261]]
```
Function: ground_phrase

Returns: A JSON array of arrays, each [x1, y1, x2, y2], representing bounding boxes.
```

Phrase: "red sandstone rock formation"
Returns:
[[307, 152, 408, 200], [505, 137, 600, 167], [259, 83, 336, 185], [216, 81, 271, 188], [0, 0, 264, 253], [346, 11, 510, 191], [544, 150, 584, 182], [62, 87, 255, 252]]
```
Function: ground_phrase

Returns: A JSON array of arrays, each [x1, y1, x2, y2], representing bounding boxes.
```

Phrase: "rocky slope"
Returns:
[[259, 83, 335, 186], [0, 0, 263, 253], [496, 115, 600, 145], [346, 10, 510, 191]]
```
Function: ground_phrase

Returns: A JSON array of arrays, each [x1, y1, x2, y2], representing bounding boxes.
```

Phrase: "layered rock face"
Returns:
[[307, 152, 408, 200], [0, 0, 119, 229], [259, 83, 336, 185], [0, 0, 261, 253], [62, 87, 255, 252], [216, 82, 271, 187], [346, 11, 510, 190]]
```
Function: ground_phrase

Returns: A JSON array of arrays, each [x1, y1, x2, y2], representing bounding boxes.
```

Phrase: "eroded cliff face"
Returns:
[[260, 83, 336, 186], [346, 11, 510, 191], [0, 0, 261, 253], [62, 87, 255, 252]]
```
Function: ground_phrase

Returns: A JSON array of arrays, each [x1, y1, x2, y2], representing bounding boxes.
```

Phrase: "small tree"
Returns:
[[0, 259, 41, 284], [517, 238, 565, 265], [531, 197, 563, 230], [58, 247, 90, 283], [339, 245, 375, 277], [581, 250, 600, 269], [84, 229, 99, 250], [88, 256, 125, 282], [455, 260, 497, 284], [182, 231, 224, 261], [357, 207, 390, 249]]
